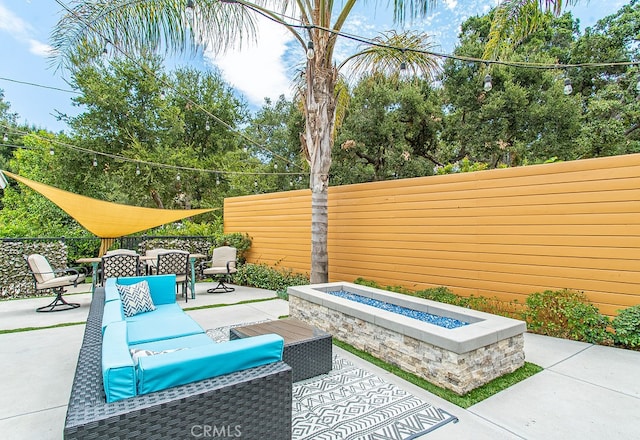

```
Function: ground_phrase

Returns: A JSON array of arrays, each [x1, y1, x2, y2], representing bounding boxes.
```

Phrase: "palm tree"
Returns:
[[52, 0, 578, 283]]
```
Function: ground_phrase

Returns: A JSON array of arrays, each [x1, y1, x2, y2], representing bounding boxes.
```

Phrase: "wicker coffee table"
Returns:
[[230, 318, 332, 382]]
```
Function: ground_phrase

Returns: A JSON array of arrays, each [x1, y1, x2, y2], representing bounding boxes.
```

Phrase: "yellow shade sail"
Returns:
[[3, 170, 215, 254]]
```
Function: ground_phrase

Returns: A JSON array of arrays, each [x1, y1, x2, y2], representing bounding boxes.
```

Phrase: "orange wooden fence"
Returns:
[[224, 154, 640, 316]]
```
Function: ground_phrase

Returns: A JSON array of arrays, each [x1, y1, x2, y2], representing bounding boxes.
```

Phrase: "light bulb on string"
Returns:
[[483, 74, 493, 92], [216, 176, 220, 185], [185, 0, 195, 22], [49, 147, 54, 156], [306, 41, 315, 60], [159, 90, 166, 100], [2, 133, 7, 142], [135, 165, 140, 175], [92, 156, 98, 167], [176, 173, 181, 181], [205, 120, 210, 131], [563, 77, 573, 95]]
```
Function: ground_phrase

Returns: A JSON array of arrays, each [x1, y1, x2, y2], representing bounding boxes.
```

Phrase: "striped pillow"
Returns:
[[116, 280, 156, 317]]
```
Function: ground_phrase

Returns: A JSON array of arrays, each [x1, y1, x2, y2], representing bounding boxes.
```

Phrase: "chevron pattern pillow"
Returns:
[[116, 280, 156, 317]]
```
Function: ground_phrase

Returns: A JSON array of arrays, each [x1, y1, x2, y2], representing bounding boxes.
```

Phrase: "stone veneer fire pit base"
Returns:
[[288, 282, 526, 395]]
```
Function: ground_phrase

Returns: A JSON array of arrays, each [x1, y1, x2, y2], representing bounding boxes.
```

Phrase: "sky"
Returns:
[[0, 0, 629, 133]]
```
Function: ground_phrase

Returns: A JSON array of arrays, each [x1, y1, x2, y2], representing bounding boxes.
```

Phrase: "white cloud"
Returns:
[[203, 15, 295, 107], [28, 39, 54, 57], [443, 0, 458, 10], [0, 3, 50, 58], [0, 3, 31, 35]]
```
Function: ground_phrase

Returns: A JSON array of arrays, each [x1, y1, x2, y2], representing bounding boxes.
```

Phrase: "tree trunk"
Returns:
[[303, 37, 336, 284]]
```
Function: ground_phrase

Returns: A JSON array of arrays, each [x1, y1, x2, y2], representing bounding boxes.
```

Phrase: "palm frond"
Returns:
[[391, 0, 438, 25], [51, 0, 256, 70], [343, 30, 440, 83], [483, 0, 580, 61]]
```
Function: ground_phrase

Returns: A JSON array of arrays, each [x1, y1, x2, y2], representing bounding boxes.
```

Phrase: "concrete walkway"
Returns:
[[0, 282, 639, 439]]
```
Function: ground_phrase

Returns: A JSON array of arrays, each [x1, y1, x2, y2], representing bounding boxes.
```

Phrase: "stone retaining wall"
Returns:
[[290, 294, 525, 395], [0, 240, 68, 298]]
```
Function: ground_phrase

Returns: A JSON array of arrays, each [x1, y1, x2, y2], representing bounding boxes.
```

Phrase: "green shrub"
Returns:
[[234, 263, 309, 298], [611, 305, 640, 348], [212, 233, 252, 263], [523, 289, 610, 344], [415, 286, 467, 306]]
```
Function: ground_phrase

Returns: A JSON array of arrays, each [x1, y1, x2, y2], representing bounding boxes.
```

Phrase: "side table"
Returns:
[[230, 318, 332, 382]]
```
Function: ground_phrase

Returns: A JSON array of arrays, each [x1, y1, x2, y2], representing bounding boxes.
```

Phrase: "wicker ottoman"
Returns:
[[230, 318, 332, 382]]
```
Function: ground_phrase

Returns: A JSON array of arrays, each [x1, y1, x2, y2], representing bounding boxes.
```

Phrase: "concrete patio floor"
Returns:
[[0, 282, 639, 439]]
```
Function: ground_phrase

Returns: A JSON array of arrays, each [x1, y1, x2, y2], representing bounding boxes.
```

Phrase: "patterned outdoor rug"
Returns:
[[207, 324, 457, 439], [292, 356, 457, 440]]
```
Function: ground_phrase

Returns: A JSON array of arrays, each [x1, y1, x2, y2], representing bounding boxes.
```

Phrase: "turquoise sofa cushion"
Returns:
[[126, 314, 204, 345], [136, 334, 284, 395], [103, 279, 121, 302], [129, 333, 214, 352], [125, 303, 183, 323], [114, 274, 177, 305], [102, 299, 124, 333], [102, 321, 136, 403]]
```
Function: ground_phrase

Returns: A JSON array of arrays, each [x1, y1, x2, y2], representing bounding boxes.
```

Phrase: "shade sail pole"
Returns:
[[99, 238, 117, 257]]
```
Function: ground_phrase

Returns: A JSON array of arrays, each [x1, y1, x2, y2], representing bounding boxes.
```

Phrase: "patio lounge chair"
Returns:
[[25, 253, 86, 312], [203, 246, 237, 293]]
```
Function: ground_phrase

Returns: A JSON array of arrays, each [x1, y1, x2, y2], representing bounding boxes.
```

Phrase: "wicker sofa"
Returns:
[[64, 278, 292, 439]]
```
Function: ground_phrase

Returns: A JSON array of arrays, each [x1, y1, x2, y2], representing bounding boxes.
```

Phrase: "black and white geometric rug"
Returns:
[[207, 324, 457, 439], [292, 356, 458, 440]]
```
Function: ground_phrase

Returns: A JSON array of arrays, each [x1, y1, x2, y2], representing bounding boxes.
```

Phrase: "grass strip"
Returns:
[[183, 296, 279, 311], [333, 338, 542, 408], [0, 321, 86, 334]]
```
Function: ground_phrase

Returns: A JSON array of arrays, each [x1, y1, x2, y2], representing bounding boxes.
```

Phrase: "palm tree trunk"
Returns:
[[304, 51, 336, 284]]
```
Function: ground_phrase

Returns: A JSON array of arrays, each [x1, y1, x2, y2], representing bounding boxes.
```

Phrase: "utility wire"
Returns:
[[0, 76, 81, 94], [0, 123, 307, 176], [233, 0, 639, 70]]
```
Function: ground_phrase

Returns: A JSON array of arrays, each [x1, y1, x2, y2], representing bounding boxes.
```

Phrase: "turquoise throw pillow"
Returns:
[[116, 280, 156, 317]]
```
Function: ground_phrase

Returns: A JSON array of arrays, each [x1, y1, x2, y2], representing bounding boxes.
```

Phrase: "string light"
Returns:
[[205, 120, 210, 131], [2, 133, 7, 142], [159, 90, 166, 100], [92, 156, 98, 167], [1, 123, 308, 179], [135, 164, 140, 175], [483, 73, 493, 92], [176, 173, 181, 181], [306, 41, 315, 60], [563, 77, 573, 95], [216, 176, 220, 185], [185, 0, 195, 21], [49, 146, 55, 156]]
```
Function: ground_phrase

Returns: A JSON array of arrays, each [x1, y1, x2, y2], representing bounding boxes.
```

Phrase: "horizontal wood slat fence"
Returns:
[[225, 154, 640, 316]]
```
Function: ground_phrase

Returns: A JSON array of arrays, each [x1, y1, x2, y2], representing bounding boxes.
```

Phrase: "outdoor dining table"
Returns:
[[77, 253, 207, 298]]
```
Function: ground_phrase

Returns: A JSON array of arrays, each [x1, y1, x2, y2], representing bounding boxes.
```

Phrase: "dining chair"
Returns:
[[155, 250, 190, 302], [100, 253, 140, 285], [144, 248, 167, 275]]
